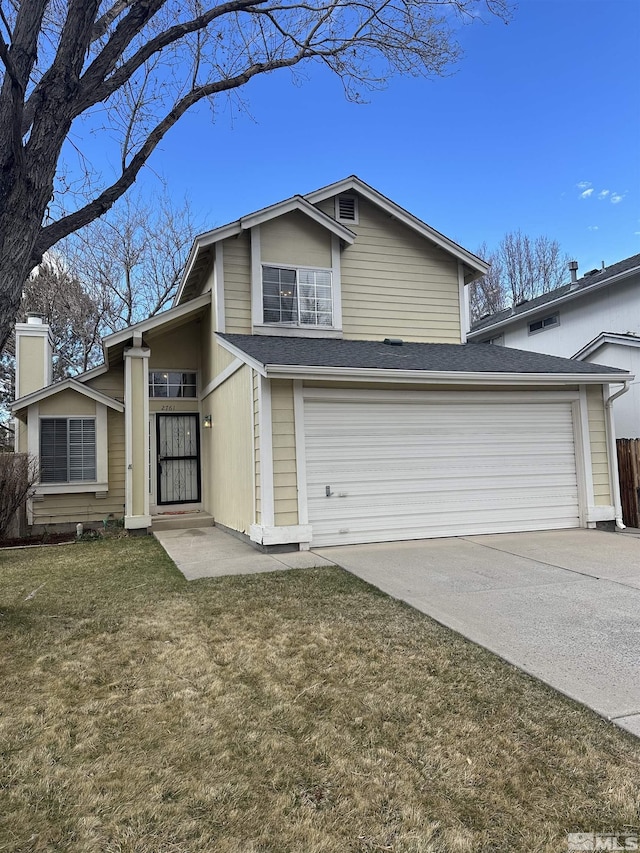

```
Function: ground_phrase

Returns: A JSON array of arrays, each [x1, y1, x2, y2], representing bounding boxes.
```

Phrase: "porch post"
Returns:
[[124, 346, 151, 530]]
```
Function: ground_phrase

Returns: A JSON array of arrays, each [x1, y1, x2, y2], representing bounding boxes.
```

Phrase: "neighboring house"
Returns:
[[11, 177, 631, 548], [468, 254, 640, 438]]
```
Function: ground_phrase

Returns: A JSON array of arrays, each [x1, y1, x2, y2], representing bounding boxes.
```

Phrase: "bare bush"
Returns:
[[0, 453, 39, 539]]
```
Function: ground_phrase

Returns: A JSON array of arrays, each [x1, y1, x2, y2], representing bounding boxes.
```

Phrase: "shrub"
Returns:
[[0, 453, 38, 539]]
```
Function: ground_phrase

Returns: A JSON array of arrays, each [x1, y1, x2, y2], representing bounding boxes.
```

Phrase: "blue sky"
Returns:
[[85, 0, 640, 274]]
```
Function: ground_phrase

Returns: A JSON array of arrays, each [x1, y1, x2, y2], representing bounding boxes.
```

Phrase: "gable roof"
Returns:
[[305, 176, 489, 282], [12, 377, 125, 414], [175, 176, 490, 306], [469, 252, 640, 338], [217, 333, 630, 385], [101, 291, 211, 367], [175, 195, 357, 306], [573, 332, 640, 361]]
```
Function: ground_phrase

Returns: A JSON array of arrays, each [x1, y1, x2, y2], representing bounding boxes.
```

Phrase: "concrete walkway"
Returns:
[[316, 529, 640, 738], [153, 526, 334, 580]]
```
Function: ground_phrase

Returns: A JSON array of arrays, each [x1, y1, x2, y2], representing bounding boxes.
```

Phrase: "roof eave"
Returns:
[[469, 265, 640, 338], [104, 291, 211, 351], [255, 361, 631, 385], [173, 195, 358, 307], [305, 176, 489, 276], [573, 333, 640, 361], [12, 378, 125, 414]]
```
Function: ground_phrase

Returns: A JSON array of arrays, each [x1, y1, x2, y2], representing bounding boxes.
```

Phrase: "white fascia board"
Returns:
[[75, 363, 109, 383], [305, 176, 488, 276], [215, 334, 267, 375], [173, 224, 243, 306], [573, 333, 640, 361], [241, 195, 356, 243], [175, 195, 357, 308], [12, 378, 125, 413], [104, 292, 210, 350], [469, 266, 640, 339], [262, 364, 633, 386]]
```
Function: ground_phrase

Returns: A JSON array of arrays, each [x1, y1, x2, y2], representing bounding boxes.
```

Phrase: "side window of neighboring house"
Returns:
[[262, 265, 333, 327], [528, 314, 559, 334], [481, 334, 504, 345], [40, 417, 96, 483], [149, 371, 197, 398]]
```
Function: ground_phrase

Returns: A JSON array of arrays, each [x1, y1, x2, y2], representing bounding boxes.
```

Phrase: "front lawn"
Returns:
[[1, 537, 638, 853]]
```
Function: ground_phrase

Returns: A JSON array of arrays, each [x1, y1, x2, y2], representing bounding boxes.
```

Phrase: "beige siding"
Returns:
[[261, 211, 332, 268], [87, 366, 124, 399], [18, 335, 46, 396], [32, 408, 126, 525], [148, 323, 199, 371], [271, 380, 298, 526], [587, 385, 612, 505], [224, 233, 252, 333], [253, 370, 261, 524], [106, 408, 126, 516], [207, 364, 254, 533], [32, 493, 119, 525], [315, 198, 335, 218], [39, 389, 95, 416], [340, 198, 461, 342]]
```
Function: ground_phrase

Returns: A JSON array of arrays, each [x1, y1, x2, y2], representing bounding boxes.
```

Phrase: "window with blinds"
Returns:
[[40, 418, 96, 483]]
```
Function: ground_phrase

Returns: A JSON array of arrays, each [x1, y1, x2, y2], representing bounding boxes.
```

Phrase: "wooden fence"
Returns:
[[617, 439, 640, 529]]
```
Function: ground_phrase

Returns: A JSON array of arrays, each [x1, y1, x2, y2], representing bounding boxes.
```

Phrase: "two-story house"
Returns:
[[468, 254, 640, 438], [11, 177, 631, 547]]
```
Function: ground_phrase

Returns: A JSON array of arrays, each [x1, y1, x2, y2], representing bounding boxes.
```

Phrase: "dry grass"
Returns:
[[1, 537, 639, 853]]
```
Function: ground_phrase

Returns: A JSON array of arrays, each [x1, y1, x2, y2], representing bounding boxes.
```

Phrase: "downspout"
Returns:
[[604, 381, 631, 529]]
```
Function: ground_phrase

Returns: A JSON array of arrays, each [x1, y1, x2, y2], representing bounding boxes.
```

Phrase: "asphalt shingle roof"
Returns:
[[470, 252, 640, 334], [219, 334, 627, 376]]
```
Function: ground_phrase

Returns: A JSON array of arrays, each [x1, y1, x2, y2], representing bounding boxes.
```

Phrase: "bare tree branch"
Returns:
[[35, 51, 308, 255], [0, 0, 514, 352]]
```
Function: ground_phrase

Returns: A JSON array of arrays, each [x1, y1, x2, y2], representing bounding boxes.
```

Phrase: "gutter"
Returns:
[[604, 381, 631, 530], [263, 364, 631, 386]]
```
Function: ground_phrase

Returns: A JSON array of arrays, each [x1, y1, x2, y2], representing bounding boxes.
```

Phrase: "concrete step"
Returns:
[[151, 512, 214, 531]]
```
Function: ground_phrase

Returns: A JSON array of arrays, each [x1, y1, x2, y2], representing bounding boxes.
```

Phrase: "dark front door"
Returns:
[[156, 414, 201, 505]]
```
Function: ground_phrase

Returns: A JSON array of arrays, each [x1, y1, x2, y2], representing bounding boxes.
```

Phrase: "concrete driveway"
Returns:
[[315, 529, 640, 737]]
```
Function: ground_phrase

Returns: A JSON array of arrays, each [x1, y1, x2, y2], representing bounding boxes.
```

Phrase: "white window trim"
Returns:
[[250, 224, 343, 336], [260, 261, 334, 330], [31, 402, 109, 495], [149, 368, 198, 399]]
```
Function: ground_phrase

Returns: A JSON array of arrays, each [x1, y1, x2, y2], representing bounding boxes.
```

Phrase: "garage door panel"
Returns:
[[304, 396, 581, 547]]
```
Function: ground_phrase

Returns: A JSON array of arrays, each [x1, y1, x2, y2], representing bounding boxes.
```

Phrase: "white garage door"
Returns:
[[304, 394, 581, 547]]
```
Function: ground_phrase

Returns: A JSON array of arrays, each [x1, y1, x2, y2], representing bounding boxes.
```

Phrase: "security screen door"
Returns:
[[156, 414, 201, 504]]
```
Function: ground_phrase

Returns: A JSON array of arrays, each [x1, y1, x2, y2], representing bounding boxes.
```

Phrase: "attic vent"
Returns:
[[336, 194, 358, 224]]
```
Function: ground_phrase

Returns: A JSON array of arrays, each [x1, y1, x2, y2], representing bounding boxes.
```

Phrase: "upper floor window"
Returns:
[[262, 265, 333, 327], [40, 417, 96, 483], [149, 371, 197, 398], [528, 314, 559, 335]]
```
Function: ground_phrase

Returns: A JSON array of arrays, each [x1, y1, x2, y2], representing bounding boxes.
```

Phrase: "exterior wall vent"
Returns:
[[336, 194, 358, 224]]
